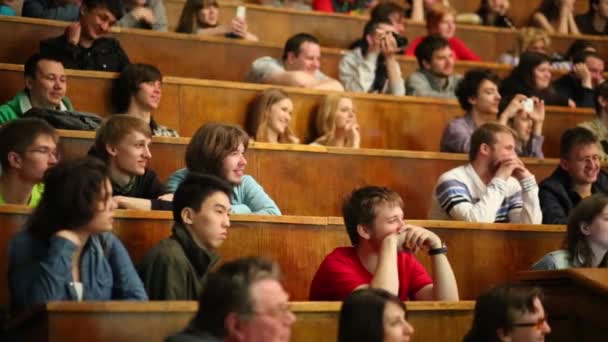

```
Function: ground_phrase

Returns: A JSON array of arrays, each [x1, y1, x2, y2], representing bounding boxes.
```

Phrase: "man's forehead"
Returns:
[[30, 134, 58, 148], [36, 60, 65, 74], [298, 42, 320, 56], [88, 6, 117, 21], [250, 279, 286, 304]]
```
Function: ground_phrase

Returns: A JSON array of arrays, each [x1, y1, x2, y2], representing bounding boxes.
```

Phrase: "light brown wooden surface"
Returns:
[[0, 206, 564, 307], [0, 63, 593, 158], [6, 300, 475, 342]]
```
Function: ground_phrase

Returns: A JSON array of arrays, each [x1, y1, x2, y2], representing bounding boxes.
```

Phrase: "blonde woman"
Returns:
[[246, 88, 300, 144], [312, 94, 360, 148], [498, 27, 552, 66], [176, 0, 258, 41]]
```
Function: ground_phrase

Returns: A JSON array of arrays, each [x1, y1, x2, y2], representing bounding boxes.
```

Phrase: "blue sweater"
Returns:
[[166, 169, 281, 215], [9, 230, 148, 312]]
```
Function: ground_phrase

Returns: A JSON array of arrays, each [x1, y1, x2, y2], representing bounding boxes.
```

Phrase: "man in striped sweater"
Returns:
[[429, 123, 542, 223]]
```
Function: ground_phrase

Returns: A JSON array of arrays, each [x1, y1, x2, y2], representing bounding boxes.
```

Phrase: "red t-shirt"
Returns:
[[309, 246, 433, 301], [405, 36, 482, 62]]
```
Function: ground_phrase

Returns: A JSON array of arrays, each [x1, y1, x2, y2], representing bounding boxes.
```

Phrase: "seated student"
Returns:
[[8, 157, 147, 312], [246, 33, 344, 91], [476, 0, 515, 28], [406, 35, 463, 99], [0, 118, 58, 207], [463, 284, 551, 342], [439, 69, 532, 154], [166, 123, 281, 215], [338, 288, 415, 342], [138, 173, 231, 300], [176, 0, 258, 41], [40, 0, 130, 72], [339, 19, 405, 95], [89, 115, 172, 210], [115, 0, 167, 31], [534, 194, 608, 269], [405, 4, 481, 62], [502, 95, 546, 158], [580, 81, 608, 161], [0, 54, 73, 124], [312, 94, 360, 148], [246, 88, 300, 144], [500, 52, 572, 108], [539, 127, 608, 224], [166, 257, 295, 342], [531, 0, 580, 34], [370, 1, 407, 36], [22, 0, 80, 21], [576, 0, 608, 35], [112, 63, 179, 137], [309, 185, 459, 301], [431, 123, 543, 223], [0, 0, 16, 15], [555, 51, 605, 108], [498, 27, 553, 66]]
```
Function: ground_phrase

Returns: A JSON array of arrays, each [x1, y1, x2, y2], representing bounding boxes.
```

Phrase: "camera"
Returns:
[[391, 32, 408, 49], [522, 98, 534, 113]]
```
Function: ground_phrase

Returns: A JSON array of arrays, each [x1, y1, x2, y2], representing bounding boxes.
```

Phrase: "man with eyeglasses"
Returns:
[[0, 118, 59, 207], [539, 127, 608, 224], [463, 283, 551, 342], [166, 257, 296, 342]]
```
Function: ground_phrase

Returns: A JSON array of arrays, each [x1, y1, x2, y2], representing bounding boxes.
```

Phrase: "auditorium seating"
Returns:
[[0, 205, 564, 306], [0, 63, 594, 158]]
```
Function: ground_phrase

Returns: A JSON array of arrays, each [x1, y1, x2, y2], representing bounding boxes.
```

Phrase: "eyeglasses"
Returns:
[[513, 316, 548, 330], [25, 147, 60, 160]]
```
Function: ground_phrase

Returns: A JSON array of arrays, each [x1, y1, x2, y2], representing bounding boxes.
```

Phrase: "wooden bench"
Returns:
[[0, 206, 564, 306], [0, 63, 593, 157], [5, 300, 475, 342], [55, 130, 560, 217]]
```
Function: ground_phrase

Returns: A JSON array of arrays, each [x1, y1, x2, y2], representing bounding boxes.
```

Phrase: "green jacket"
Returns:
[[137, 223, 219, 300], [0, 90, 74, 124]]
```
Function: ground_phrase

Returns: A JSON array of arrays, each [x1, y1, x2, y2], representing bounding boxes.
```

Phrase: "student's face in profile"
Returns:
[[584, 204, 608, 250], [84, 179, 117, 234], [382, 302, 414, 342], [197, 4, 219, 26], [500, 297, 551, 342], [585, 56, 605, 87], [183, 191, 230, 250], [267, 98, 293, 136], [427, 46, 454, 77], [334, 98, 357, 130], [387, 12, 406, 36], [12, 134, 59, 183], [488, 132, 517, 167], [561, 143, 601, 185], [80, 5, 117, 39], [365, 203, 405, 245], [26, 60, 67, 109], [222, 143, 247, 185], [532, 62, 552, 90], [286, 42, 321, 75], [134, 80, 162, 111], [470, 80, 501, 116], [434, 13, 455, 39], [107, 131, 152, 176], [511, 112, 534, 144], [236, 279, 296, 342]]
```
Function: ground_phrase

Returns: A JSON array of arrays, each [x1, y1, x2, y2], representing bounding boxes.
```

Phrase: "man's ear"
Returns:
[[356, 224, 372, 241], [181, 207, 194, 225], [599, 96, 608, 110], [559, 158, 569, 172], [224, 312, 246, 341], [468, 95, 477, 108], [7, 151, 23, 169], [496, 327, 510, 342], [24, 76, 34, 91], [580, 223, 592, 236], [421, 59, 431, 70], [285, 51, 296, 65], [105, 143, 118, 157], [478, 142, 490, 157]]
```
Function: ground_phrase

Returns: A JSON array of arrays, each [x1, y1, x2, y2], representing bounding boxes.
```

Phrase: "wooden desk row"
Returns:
[[0, 206, 565, 306], [55, 130, 560, 218], [0, 63, 594, 158]]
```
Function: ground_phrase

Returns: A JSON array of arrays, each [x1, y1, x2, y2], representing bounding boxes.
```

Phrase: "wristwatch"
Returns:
[[428, 241, 448, 256]]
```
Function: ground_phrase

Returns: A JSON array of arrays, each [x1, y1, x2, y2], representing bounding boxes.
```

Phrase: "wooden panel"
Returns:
[[0, 64, 593, 158], [6, 301, 475, 342]]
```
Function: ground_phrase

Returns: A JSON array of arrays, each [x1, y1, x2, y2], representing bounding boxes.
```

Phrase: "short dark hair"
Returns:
[[0, 117, 57, 170], [414, 34, 449, 69], [27, 157, 110, 240], [559, 127, 598, 159], [338, 288, 407, 342], [112, 63, 162, 113], [190, 257, 281, 338], [343, 186, 403, 245], [572, 50, 603, 65], [172, 173, 232, 224], [82, 0, 124, 20], [185, 123, 249, 181], [282, 33, 319, 61], [24, 53, 63, 80], [565, 39, 597, 61], [468, 123, 516, 162], [463, 283, 542, 342], [370, 1, 405, 22], [456, 69, 501, 112], [594, 81, 608, 114]]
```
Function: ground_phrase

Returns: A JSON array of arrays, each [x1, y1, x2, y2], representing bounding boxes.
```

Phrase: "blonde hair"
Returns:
[[515, 27, 551, 56], [313, 94, 356, 146], [246, 88, 299, 144], [176, 0, 219, 33]]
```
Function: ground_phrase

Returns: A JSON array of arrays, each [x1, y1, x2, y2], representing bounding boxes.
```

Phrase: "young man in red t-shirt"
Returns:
[[309, 186, 459, 301]]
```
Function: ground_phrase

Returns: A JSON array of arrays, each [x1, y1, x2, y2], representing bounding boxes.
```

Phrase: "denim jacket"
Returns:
[[8, 230, 148, 312]]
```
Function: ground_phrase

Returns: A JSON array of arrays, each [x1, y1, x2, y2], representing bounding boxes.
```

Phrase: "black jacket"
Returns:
[[554, 74, 594, 108], [40, 34, 130, 72], [112, 168, 172, 211], [539, 167, 608, 224]]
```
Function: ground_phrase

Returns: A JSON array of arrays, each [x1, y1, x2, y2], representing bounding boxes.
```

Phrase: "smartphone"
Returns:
[[522, 98, 534, 113], [236, 6, 246, 19]]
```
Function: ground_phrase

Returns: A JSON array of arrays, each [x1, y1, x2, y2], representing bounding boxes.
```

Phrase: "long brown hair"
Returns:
[[176, 0, 219, 33], [566, 194, 608, 267], [313, 94, 355, 146], [246, 88, 299, 144]]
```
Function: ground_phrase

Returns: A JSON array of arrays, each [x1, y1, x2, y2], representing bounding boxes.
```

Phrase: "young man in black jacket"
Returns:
[[40, 0, 130, 72], [554, 51, 605, 108]]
